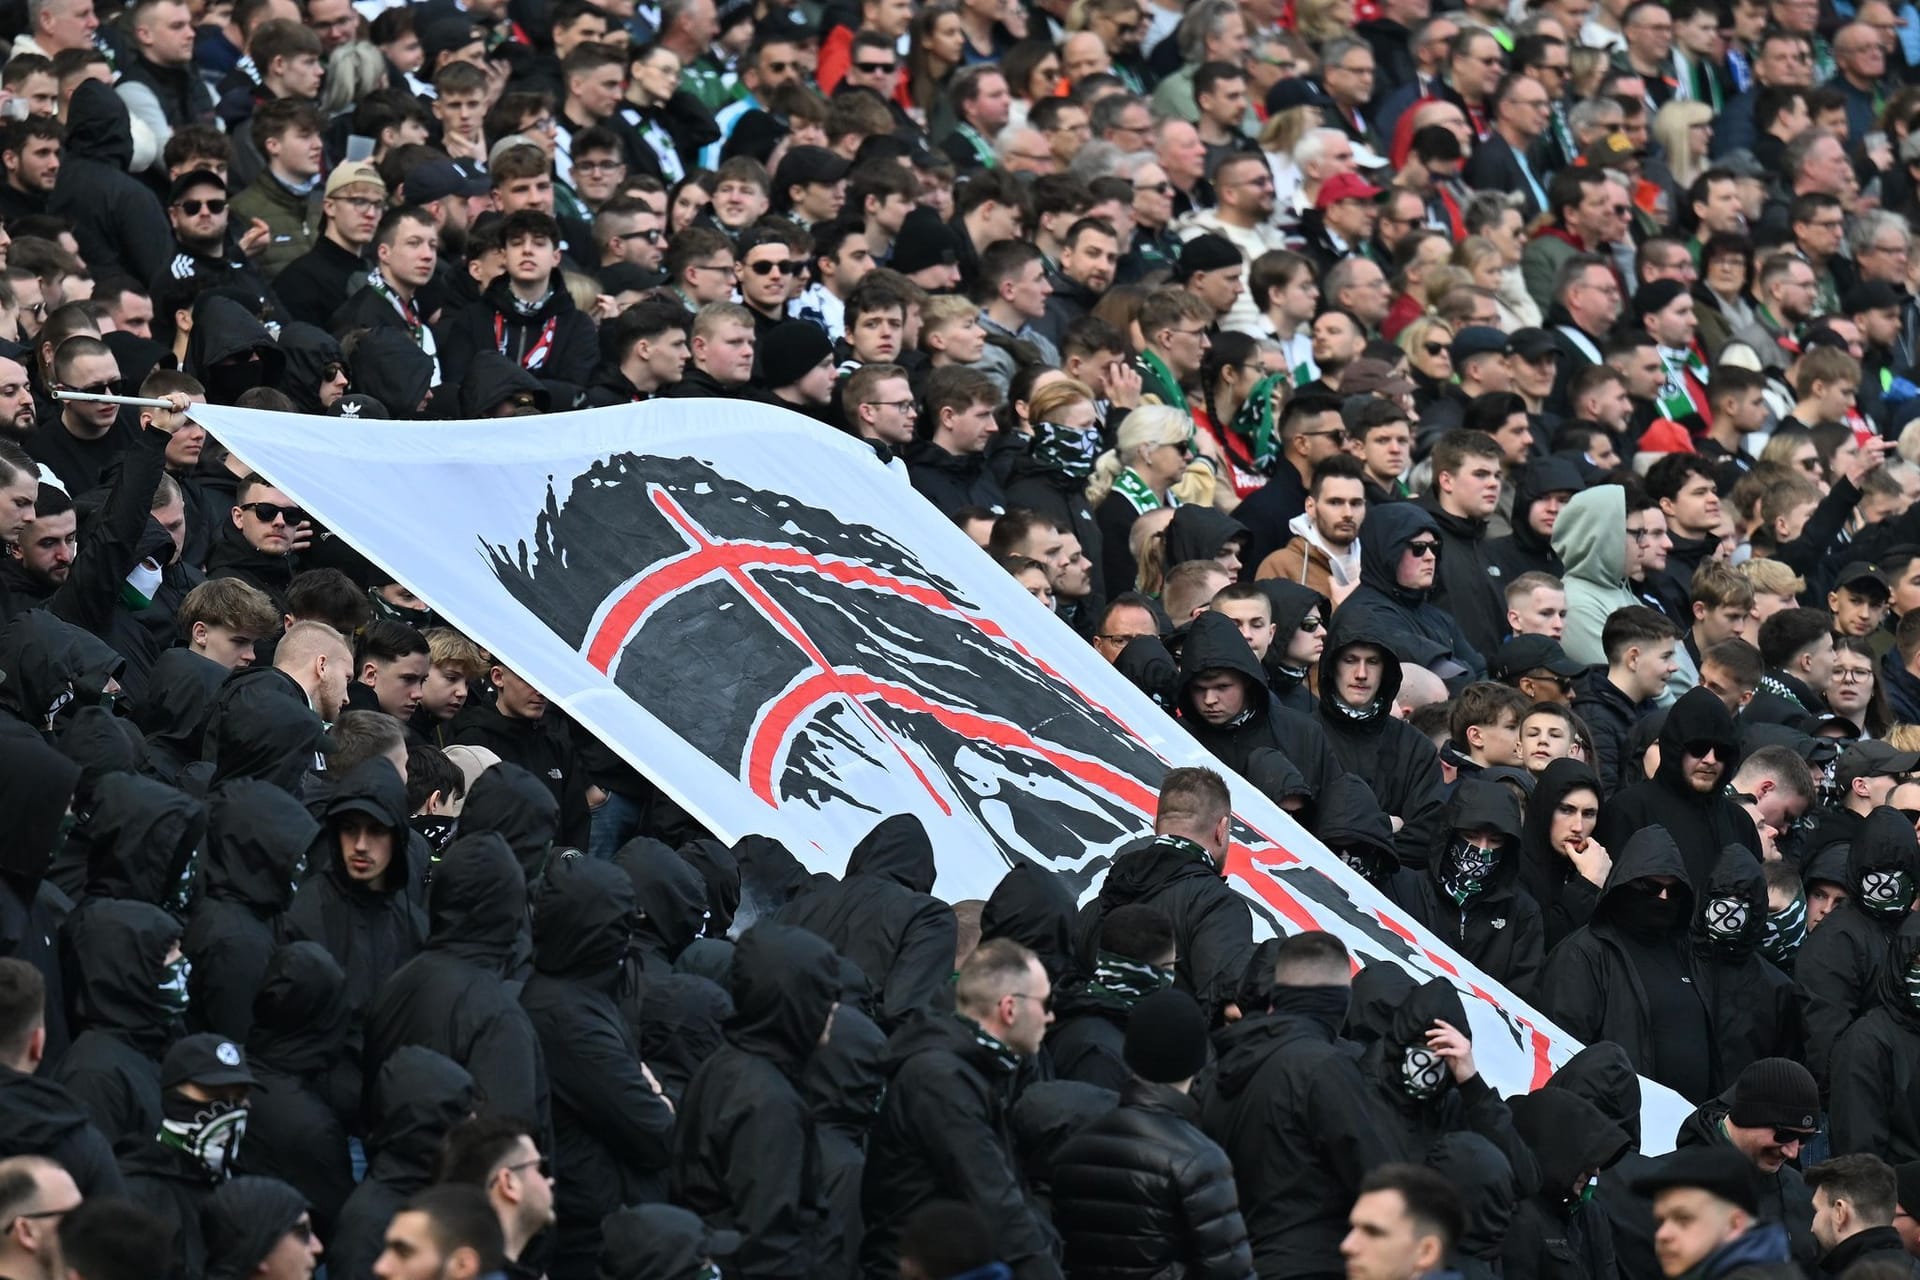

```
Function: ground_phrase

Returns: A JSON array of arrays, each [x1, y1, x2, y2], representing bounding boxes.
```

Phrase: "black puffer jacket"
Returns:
[[1504, 1087, 1629, 1280], [327, 1047, 476, 1280], [521, 856, 674, 1276], [1538, 827, 1716, 1103], [136, 649, 226, 785], [48, 81, 172, 284], [1312, 612, 1446, 869], [183, 781, 319, 1042], [1693, 845, 1801, 1093], [671, 923, 841, 1279], [1795, 804, 1920, 1091], [282, 762, 426, 1026], [806, 1004, 888, 1280], [50, 898, 179, 1147], [1198, 989, 1404, 1278], [1076, 832, 1251, 1022], [1174, 611, 1341, 793], [1596, 687, 1760, 892], [1829, 934, 1920, 1162], [1517, 760, 1605, 951], [982, 861, 1081, 986], [1333, 501, 1485, 683], [238, 942, 356, 1244], [776, 815, 956, 1030], [1401, 778, 1543, 992], [860, 1009, 1062, 1280], [1051, 1075, 1253, 1280], [363, 832, 545, 1131]]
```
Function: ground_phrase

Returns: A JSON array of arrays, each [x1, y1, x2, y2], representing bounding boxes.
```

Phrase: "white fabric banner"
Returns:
[[193, 398, 1690, 1148]]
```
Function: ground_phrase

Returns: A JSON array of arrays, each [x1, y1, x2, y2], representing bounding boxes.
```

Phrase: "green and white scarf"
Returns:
[[1113, 467, 1174, 515], [1229, 371, 1290, 475], [1138, 349, 1191, 421], [1655, 343, 1708, 421]]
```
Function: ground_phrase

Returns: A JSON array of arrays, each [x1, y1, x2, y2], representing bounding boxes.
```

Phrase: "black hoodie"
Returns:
[[980, 861, 1080, 987], [1076, 829, 1252, 1022], [448, 698, 592, 848], [200, 669, 331, 798], [1538, 826, 1715, 1103], [182, 294, 287, 407], [363, 832, 546, 1133], [1503, 1087, 1629, 1280], [277, 323, 347, 416], [806, 1003, 888, 1280], [49, 898, 180, 1146], [137, 649, 226, 786], [1253, 579, 1326, 710], [1161, 505, 1249, 571], [1830, 935, 1920, 1162], [47, 81, 173, 284], [1401, 777, 1545, 992], [1175, 611, 1341, 791], [457, 351, 550, 418], [1316, 773, 1413, 898], [671, 923, 841, 1279], [326, 1047, 476, 1280], [237, 941, 356, 1242], [1795, 804, 1920, 1091], [440, 270, 598, 410], [1596, 686, 1761, 892], [1335, 502, 1486, 684], [0, 610, 126, 739], [1693, 845, 1802, 1093], [1517, 759, 1606, 951], [1427, 1131, 1519, 1280], [1485, 455, 1585, 582], [69, 771, 204, 915], [1416, 493, 1508, 663], [521, 855, 674, 1275], [183, 781, 320, 1043], [1312, 612, 1446, 869], [1544, 1042, 1664, 1280], [457, 761, 559, 882], [347, 328, 436, 420], [775, 814, 956, 1031]]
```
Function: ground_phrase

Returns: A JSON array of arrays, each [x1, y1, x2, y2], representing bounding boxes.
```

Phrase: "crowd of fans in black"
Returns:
[[10, 0, 1920, 1274]]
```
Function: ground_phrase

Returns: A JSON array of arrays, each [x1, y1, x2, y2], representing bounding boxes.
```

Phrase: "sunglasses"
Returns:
[[1772, 1128, 1815, 1146], [1406, 540, 1441, 556], [746, 259, 803, 276], [1423, 341, 1448, 356], [321, 361, 348, 382], [174, 197, 226, 216], [854, 60, 896, 74], [238, 502, 307, 524], [1133, 180, 1174, 195], [61, 379, 123, 396], [1683, 740, 1724, 761], [1531, 671, 1575, 693], [1299, 615, 1325, 633]]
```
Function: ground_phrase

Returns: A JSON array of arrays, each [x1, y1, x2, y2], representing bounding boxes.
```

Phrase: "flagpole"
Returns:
[[51, 390, 182, 409]]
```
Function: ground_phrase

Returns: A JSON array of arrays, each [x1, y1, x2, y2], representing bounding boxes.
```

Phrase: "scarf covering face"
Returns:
[[1760, 891, 1807, 964], [160, 1093, 248, 1177], [1440, 838, 1501, 905], [1400, 1044, 1448, 1099], [1701, 894, 1750, 947], [1859, 867, 1915, 921], [1029, 419, 1102, 479]]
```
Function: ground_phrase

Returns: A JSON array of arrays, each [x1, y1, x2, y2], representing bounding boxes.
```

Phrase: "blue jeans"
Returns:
[[588, 790, 645, 860]]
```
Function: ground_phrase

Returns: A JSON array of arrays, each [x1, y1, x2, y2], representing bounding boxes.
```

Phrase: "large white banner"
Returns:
[[193, 399, 1689, 1147]]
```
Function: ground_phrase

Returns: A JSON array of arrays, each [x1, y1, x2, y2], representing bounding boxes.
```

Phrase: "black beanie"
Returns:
[[759, 320, 835, 389], [1726, 1057, 1819, 1132], [1123, 988, 1209, 1083], [1633, 278, 1688, 324], [203, 1176, 309, 1280]]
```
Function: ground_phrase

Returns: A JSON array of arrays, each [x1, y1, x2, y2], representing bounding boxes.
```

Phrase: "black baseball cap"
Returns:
[[1833, 561, 1890, 601], [1490, 634, 1585, 682], [405, 157, 489, 204], [167, 168, 226, 203], [1631, 1148, 1764, 1216], [161, 1034, 257, 1090], [1509, 327, 1561, 361]]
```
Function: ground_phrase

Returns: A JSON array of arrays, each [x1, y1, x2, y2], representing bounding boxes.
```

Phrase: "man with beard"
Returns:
[[0, 356, 35, 441], [1035, 218, 1119, 351], [1256, 453, 1364, 603], [1313, 614, 1446, 868], [1733, 252, 1819, 371], [1179, 152, 1287, 335], [158, 169, 271, 305], [1598, 686, 1763, 889]]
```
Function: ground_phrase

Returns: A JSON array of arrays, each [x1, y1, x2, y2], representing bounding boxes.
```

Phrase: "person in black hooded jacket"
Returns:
[[1315, 773, 1417, 904], [237, 942, 356, 1246], [136, 648, 226, 786], [1538, 826, 1716, 1104], [1517, 759, 1608, 952], [67, 771, 206, 922], [0, 723, 79, 1061], [1173, 610, 1342, 791], [458, 351, 552, 418], [1695, 844, 1803, 1094], [1312, 612, 1446, 869], [1335, 500, 1486, 685], [449, 678, 592, 850], [1253, 579, 1326, 712], [183, 781, 320, 1042], [775, 814, 956, 1032], [326, 1046, 476, 1280], [672, 922, 841, 1279], [1485, 454, 1586, 582], [198, 670, 334, 801], [1597, 686, 1762, 892], [347, 329, 436, 419], [1358, 975, 1540, 1198], [363, 832, 547, 1134], [1426, 1131, 1520, 1280], [522, 855, 675, 1280], [51, 898, 184, 1147], [277, 323, 348, 416], [1401, 777, 1546, 993], [47, 81, 173, 285], [1504, 1087, 1630, 1280], [0, 956, 126, 1200], [282, 761, 425, 1034], [806, 1003, 888, 1280], [1830, 935, 1920, 1163], [980, 861, 1081, 988], [598, 1203, 742, 1280], [181, 293, 287, 409], [1796, 804, 1920, 1093], [458, 762, 560, 883], [1198, 936, 1405, 1280], [1160, 505, 1248, 578], [1545, 1041, 1666, 1280], [1048, 903, 1175, 1092]]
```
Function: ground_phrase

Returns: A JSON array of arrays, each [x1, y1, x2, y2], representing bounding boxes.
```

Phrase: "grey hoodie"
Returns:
[[1551, 486, 1639, 668]]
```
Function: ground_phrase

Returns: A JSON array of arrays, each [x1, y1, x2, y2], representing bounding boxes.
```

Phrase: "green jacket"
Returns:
[[1552, 485, 1641, 668], [229, 171, 320, 281]]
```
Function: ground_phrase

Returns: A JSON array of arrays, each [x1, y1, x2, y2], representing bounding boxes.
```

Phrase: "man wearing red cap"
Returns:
[[1300, 172, 1382, 279]]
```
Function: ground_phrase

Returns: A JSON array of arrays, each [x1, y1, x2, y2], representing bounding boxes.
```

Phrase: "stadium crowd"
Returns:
[[10, 0, 1920, 1275]]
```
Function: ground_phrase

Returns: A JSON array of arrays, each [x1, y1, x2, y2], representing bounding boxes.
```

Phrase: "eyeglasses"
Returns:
[[1298, 429, 1345, 442], [174, 197, 226, 215], [687, 261, 734, 274], [503, 1157, 552, 1178], [330, 195, 384, 213], [1833, 666, 1873, 682], [1132, 180, 1174, 194], [60, 378, 122, 396], [865, 398, 916, 411], [1625, 526, 1658, 541], [746, 259, 802, 276], [4, 1204, 81, 1233], [525, 114, 557, 131], [1405, 540, 1441, 556], [1009, 990, 1055, 1012], [854, 61, 896, 74], [238, 502, 307, 524]]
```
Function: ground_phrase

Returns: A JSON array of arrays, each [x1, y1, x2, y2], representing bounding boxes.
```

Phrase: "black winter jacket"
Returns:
[[1052, 1076, 1254, 1280], [1401, 778, 1544, 993], [1693, 845, 1802, 1093], [438, 271, 598, 409], [904, 439, 1009, 514], [118, 1137, 224, 1280], [1517, 760, 1605, 952], [1675, 1095, 1817, 1270], [0, 1064, 126, 1199], [1003, 456, 1108, 602], [48, 82, 172, 284], [1829, 934, 1920, 1162], [1795, 805, 1920, 1092], [363, 832, 546, 1132], [671, 923, 842, 1279], [1076, 829, 1251, 1022], [1571, 669, 1648, 799], [183, 781, 319, 1042], [806, 1004, 888, 1280], [137, 649, 225, 786], [1596, 687, 1762, 891], [1416, 495, 1508, 661], [1198, 995, 1403, 1279], [1503, 1087, 1629, 1280], [1333, 502, 1485, 684], [1544, 1042, 1664, 1280], [1312, 612, 1446, 869], [51, 898, 180, 1147], [327, 1048, 476, 1280], [521, 856, 674, 1275], [1173, 611, 1342, 796], [860, 1010, 1062, 1280], [982, 860, 1081, 986], [448, 699, 593, 848], [775, 814, 957, 1030]]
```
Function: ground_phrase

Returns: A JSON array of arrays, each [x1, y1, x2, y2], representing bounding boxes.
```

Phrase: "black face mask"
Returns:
[[206, 356, 267, 405], [1270, 984, 1351, 1036], [1614, 879, 1685, 936], [409, 814, 457, 856]]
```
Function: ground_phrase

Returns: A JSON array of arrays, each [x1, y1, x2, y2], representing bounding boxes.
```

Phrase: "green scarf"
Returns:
[[1229, 371, 1289, 475], [1083, 949, 1175, 1003], [963, 1014, 1020, 1072], [1138, 349, 1191, 423], [954, 123, 997, 169], [1655, 344, 1708, 421], [1113, 467, 1170, 514]]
